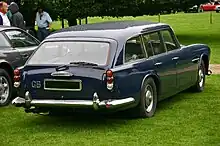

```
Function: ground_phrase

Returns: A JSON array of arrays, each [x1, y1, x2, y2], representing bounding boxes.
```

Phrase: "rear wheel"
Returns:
[[192, 60, 206, 92], [0, 69, 12, 106], [132, 77, 158, 118]]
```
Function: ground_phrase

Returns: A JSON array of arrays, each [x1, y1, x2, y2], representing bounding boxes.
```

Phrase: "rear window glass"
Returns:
[[27, 41, 110, 65], [0, 33, 10, 47]]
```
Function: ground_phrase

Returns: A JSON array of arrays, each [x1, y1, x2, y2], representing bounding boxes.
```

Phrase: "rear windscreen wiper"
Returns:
[[69, 61, 104, 69], [69, 61, 99, 66], [55, 65, 69, 71]]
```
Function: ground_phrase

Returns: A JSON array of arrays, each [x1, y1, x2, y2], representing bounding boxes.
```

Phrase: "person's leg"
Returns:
[[41, 28, 50, 40], [37, 28, 43, 41]]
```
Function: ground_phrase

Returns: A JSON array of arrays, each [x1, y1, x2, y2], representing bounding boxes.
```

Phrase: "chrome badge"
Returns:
[[31, 81, 41, 89]]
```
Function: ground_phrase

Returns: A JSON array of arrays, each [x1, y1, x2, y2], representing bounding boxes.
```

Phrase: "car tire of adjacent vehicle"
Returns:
[[192, 60, 206, 92], [198, 8, 204, 13], [0, 69, 12, 106], [132, 77, 158, 118], [216, 10, 219, 13]]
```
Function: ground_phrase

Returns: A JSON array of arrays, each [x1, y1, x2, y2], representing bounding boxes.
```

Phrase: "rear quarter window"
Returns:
[[124, 36, 146, 63]]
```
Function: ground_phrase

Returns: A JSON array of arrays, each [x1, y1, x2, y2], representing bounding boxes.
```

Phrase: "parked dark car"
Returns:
[[0, 26, 40, 106], [12, 21, 212, 118]]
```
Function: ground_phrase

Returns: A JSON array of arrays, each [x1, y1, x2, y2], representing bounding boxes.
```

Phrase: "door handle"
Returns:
[[131, 68, 138, 72], [172, 56, 179, 61], [192, 58, 200, 63], [22, 54, 29, 59], [129, 68, 138, 75], [154, 62, 163, 66]]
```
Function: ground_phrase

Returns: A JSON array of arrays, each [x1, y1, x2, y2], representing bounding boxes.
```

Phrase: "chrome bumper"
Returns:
[[208, 69, 212, 76], [12, 96, 135, 110]]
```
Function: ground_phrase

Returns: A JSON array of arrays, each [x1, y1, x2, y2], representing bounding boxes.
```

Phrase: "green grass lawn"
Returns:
[[51, 12, 220, 64], [0, 75, 220, 146]]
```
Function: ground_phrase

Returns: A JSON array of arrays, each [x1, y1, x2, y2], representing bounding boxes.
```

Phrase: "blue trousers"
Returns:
[[37, 27, 49, 42]]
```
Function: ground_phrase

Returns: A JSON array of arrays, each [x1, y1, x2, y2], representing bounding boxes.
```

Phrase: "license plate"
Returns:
[[44, 79, 82, 91]]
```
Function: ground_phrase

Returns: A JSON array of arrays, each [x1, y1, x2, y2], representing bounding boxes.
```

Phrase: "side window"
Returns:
[[5, 30, 39, 48], [161, 30, 178, 52], [125, 36, 146, 63], [0, 33, 10, 47], [142, 31, 166, 56], [115, 49, 123, 66]]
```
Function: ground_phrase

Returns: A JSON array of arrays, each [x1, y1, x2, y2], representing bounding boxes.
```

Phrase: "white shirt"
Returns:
[[0, 12, 11, 26], [35, 11, 52, 28]]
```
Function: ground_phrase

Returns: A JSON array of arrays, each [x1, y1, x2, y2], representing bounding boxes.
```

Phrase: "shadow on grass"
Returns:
[[156, 90, 193, 113]]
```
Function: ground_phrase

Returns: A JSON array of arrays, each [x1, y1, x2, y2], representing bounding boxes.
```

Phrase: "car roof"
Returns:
[[47, 20, 169, 41], [0, 25, 21, 31]]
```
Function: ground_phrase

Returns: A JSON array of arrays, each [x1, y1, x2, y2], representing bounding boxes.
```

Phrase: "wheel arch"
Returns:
[[141, 73, 161, 98], [0, 61, 14, 81], [200, 54, 209, 75]]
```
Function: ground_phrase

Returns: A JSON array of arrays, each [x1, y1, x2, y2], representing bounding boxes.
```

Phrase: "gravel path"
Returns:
[[209, 64, 220, 74]]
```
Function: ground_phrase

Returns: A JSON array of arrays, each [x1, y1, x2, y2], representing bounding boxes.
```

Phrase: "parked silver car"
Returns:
[[0, 26, 40, 106]]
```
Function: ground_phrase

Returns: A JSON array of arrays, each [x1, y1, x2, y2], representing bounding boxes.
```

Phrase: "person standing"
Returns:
[[8, 2, 25, 29], [6, 7, 12, 22], [0, 1, 11, 26], [35, 6, 52, 41]]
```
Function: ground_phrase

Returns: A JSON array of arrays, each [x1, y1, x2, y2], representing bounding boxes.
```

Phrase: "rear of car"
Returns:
[[12, 37, 135, 113], [201, 2, 220, 11]]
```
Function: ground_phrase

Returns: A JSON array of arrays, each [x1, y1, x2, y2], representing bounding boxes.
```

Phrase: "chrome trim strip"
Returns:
[[44, 79, 82, 91], [51, 71, 73, 77], [32, 100, 93, 107], [192, 58, 200, 63], [99, 97, 135, 109]]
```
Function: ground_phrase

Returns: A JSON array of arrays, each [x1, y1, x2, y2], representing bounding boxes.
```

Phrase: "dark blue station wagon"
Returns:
[[12, 21, 212, 118]]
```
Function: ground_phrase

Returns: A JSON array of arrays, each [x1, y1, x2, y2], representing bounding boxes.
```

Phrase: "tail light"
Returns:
[[106, 69, 114, 90], [14, 69, 20, 88]]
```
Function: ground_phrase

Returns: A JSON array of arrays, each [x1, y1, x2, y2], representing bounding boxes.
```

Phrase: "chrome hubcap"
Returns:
[[199, 69, 204, 87], [0, 76, 9, 104], [145, 85, 154, 112]]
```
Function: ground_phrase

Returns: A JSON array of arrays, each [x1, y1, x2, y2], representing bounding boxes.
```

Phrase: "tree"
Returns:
[[100, 0, 142, 17], [18, 0, 210, 28], [49, 0, 142, 26]]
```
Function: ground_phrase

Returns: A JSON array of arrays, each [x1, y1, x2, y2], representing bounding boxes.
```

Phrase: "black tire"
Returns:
[[197, 7, 203, 13], [0, 69, 13, 106], [216, 10, 219, 13], [192, 60, 206, 92], [48, 110, 62, 116], [132, 77, 158, 118]]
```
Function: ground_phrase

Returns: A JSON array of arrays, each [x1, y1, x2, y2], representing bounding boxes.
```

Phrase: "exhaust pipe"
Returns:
[[24, 107, 49, 115]]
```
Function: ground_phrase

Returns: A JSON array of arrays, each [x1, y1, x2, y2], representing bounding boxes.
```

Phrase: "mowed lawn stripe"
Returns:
[[0, 75, 219, 146]]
